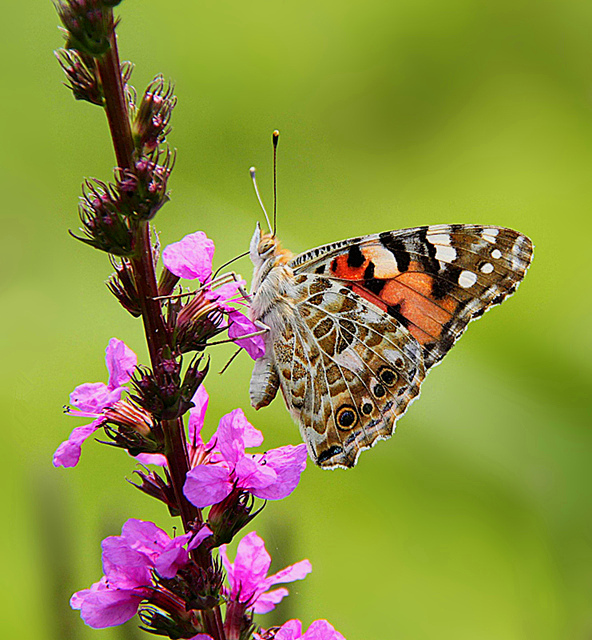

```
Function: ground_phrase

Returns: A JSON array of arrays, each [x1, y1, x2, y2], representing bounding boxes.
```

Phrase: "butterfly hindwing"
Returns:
[[270, 275, 425, 468]]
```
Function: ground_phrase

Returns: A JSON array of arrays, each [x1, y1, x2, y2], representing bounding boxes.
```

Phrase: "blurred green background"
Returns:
[[2, 0, 592, 638]]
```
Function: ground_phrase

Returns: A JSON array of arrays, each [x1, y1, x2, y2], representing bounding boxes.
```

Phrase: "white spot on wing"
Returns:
[[491, 248, 502, 260], [482, 228, 499, 243], [426, 232, 452, 245], [459, 270, 477, 288], [480, 262, 494, 274], [426, 230, 456, 263], [511, 235, 527, 271], [434, 244, 457, 263]]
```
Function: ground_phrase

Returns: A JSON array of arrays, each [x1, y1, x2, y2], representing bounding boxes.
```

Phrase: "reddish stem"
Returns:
[[94, 10, 223, 639]]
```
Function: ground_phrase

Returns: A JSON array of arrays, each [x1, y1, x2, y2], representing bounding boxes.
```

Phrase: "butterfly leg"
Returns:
[[250, 352, 280, 409], [224, 271, 253, 303]]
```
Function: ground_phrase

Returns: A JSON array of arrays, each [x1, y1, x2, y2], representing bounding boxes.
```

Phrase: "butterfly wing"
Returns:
[[289, 224, 533, 369], [270, 274, 425, 468]]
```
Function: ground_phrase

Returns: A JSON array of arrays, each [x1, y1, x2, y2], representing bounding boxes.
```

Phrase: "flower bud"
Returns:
[[56, 0, 113, 57], [132, 75, 177, 151], [107, 257, 142, 316], [72, 178, 136, 256], [55, 48, 103, 105], [131, 357, 192, 420], [179, 356, 209, 416], [175, 291, 226, 354], [101, 399, 162, 457], [138, 606, 200, 639], [158, 266, 180, 298], [208, 489, 263, 546], [129, 467, 180, 517], [175, 562, 224, 612], [115, 148, 174, 221]]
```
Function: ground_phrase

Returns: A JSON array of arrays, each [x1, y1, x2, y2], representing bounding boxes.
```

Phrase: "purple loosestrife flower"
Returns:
[[220, 531, 312, 615], [53, 338, 137, 467], [256, 619, 346, 640], [71, 518, 212, 629], [162, 231, 215, 281], [182, 389, 307, 508], [162, 231, 265, 359]]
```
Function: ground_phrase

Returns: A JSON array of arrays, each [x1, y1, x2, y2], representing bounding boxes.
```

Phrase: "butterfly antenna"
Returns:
[[249, 166, 273, 233], [272, 129, 279, 236]]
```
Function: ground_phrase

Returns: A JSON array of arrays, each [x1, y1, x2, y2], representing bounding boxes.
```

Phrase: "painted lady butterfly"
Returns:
[[248, 223, 533, 469]]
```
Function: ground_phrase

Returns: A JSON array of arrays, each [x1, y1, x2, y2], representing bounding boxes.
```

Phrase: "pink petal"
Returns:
[[243, 420, 264, 448], [253, 587, 289, 614], [101, 557, 153, 589], [134, 453, 167, 466], [120, 519, 170, 555], [155, 544, 189, 579], [69, 382, 119, 416], [105, 338, 137, 389], [218, 544, 234, 589], [53, 419, 103, 468], [205, 279, 244, 310], [162, 231, 215, 281], [154, 528, 206, 578], [184, 464, 233, 508], [227, 309, 266, 360], [189, 635, 215, 640], [214, 409, 251, 465], [188, 386, 209, 449], [263, 559, 312, 592], [235, 455, 277, 492], [303, 620, 346, 640], [275, 619, 304, 640], [102, 520, 168, 573], [232, 532, 272, 601], [250, 444, 307, 500], [75, 586, 147, 629], [186, 525, 213, 551]]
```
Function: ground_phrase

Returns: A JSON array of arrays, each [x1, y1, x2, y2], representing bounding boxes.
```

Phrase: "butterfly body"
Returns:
[[248, 223, 533, 469]]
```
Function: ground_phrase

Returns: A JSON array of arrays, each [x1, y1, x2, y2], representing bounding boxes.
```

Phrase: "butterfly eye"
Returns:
[[258, 238, 274, 256], [336, 405, 358, 429], [379, 367, 398, 386]]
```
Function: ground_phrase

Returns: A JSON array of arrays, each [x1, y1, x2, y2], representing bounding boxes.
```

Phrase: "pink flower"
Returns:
[[219, 531, 312, 614], [53, 338, 137, 468], [257, 619, 346, 640], [162, 231, 265, 359], [71, 518, 212, 629], [182, 400, 307, 508], [162, 231, 215, 281]]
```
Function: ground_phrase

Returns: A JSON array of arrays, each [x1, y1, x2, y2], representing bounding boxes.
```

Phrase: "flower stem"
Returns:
[[95, 10, 223, 639], [95, 20, 134, 171]]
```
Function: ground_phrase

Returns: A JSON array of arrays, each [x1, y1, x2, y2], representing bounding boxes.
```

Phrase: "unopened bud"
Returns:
[[132, 75, 177, 152], [55, 48, 103, 105]]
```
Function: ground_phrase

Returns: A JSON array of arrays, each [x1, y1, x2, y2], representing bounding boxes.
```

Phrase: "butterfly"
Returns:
[[248, 222, 533, 469]]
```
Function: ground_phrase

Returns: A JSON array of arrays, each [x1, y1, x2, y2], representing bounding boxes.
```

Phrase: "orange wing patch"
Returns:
[[329, 246, 458, 345]]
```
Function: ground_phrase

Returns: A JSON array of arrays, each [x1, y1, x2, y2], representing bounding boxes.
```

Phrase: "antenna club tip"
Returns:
[[249, 166, 256, 176], [273, 130, 280, 137]]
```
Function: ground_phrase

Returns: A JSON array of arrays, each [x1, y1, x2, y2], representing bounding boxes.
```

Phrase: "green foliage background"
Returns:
[[2, 1, 592, 638]]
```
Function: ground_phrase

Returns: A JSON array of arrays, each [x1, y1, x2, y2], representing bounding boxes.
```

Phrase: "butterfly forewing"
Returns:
[[290, 225, 533, 369]]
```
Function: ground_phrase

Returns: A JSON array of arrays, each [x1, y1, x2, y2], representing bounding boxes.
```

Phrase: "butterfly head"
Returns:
[[249, 222, 293, 270]]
